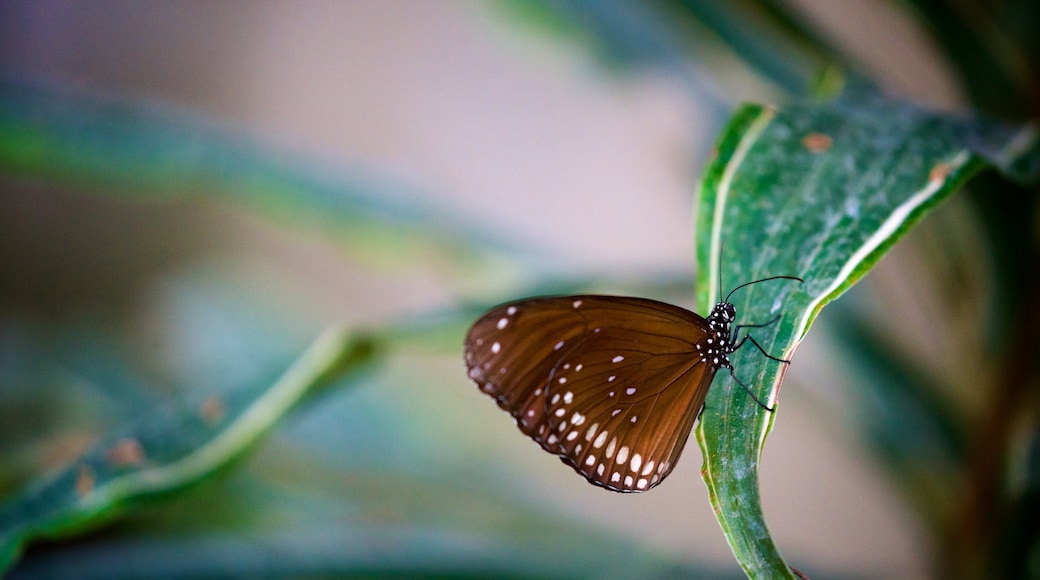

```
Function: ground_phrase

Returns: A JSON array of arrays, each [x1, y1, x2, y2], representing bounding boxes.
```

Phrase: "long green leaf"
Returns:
[[0, 79, 511, 270], [0, 328, 376, 573], [692, 92, 1038, 577], [502, 0, 835, 97], [658, 0, 832, 95]]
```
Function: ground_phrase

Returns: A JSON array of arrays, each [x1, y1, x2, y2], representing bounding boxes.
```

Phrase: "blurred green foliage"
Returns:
[[1, 1, 1039, 578]]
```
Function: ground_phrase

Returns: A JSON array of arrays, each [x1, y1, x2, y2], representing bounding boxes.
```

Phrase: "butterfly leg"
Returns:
[[730, 334, 791, 365], [725, 366, 775, 412], [731, 314, 781, 338]]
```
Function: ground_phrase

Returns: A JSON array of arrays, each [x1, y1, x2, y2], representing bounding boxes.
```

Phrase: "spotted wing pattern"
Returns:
[[464, 295, 722, 492]]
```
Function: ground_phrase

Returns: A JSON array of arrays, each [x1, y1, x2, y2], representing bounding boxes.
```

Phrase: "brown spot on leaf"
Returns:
[[200, 395, 226, 425], [801, 132, 833, 153], [106, 438, 145, 467], [929, 162, 951, 182], [75, 464, 95, 499]]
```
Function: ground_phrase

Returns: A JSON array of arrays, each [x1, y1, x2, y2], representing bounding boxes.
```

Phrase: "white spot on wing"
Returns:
[[497, 317, 509, 330], [616, 446, 629, 465], [612, 355, 624, 363]]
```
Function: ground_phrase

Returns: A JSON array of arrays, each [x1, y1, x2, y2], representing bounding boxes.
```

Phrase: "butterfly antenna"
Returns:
[[725, 275, 804, 303], [716, 242, 726, 305]]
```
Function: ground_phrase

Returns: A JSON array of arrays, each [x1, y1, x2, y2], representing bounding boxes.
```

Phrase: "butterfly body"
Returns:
[[464, 295, 742, 493]]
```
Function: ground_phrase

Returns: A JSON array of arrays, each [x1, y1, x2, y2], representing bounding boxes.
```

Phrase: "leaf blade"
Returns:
[[0, 328, 376, 573], [693, 92, 1039, 577]]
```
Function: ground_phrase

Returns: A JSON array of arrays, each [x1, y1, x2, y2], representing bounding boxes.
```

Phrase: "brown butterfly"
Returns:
[[463, 276, 801, 492]]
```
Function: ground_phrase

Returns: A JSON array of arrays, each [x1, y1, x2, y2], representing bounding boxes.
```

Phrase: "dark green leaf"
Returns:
[[692, 91, 1039, 577]]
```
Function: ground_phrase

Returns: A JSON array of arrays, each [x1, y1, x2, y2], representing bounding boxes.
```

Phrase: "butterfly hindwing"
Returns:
[[543, 329, 715, 491], [464, 295, 719, 492]]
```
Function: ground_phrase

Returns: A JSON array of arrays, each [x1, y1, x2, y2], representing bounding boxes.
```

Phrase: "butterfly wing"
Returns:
[[464, 295, 718, 492]]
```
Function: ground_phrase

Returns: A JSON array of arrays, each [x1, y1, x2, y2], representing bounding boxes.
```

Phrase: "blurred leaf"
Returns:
[[692, 90, 1039, 577], [0, 78, 516, 273], [991, 427, 1040, 579], [500, 0, 840, 98], [821, 299, 966, 534], [500, 0, 708, 76], [0, 322, 167, 494], [6, 525, 742, 580], [0, 328, 377, 573], [903, 0, 1040, 119], [6, 386, 746, 579], [656, 0, 835, 94], [495, 0, 732, 128]]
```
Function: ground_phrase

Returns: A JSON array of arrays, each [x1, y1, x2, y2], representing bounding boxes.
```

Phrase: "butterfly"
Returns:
[[463, 275, 801, 492]]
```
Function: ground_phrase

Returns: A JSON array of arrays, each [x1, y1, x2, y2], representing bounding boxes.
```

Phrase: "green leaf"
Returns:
[[0, 79, 511, 271], [499, 0, 845, 99], [654, 0, 835, 95], [692, 92, 1039, 577], [0, 328, 377, 573]]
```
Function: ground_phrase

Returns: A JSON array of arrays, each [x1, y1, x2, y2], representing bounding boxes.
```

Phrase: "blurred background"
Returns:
[[0, 1, 1019, 578]]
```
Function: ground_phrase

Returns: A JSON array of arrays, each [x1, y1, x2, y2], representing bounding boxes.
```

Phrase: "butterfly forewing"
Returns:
[[464, 296, 719, 492], [464, 298, 592, 443]]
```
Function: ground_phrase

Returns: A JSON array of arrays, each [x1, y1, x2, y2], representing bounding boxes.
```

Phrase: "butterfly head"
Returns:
[[698, 301, 736, 369]]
